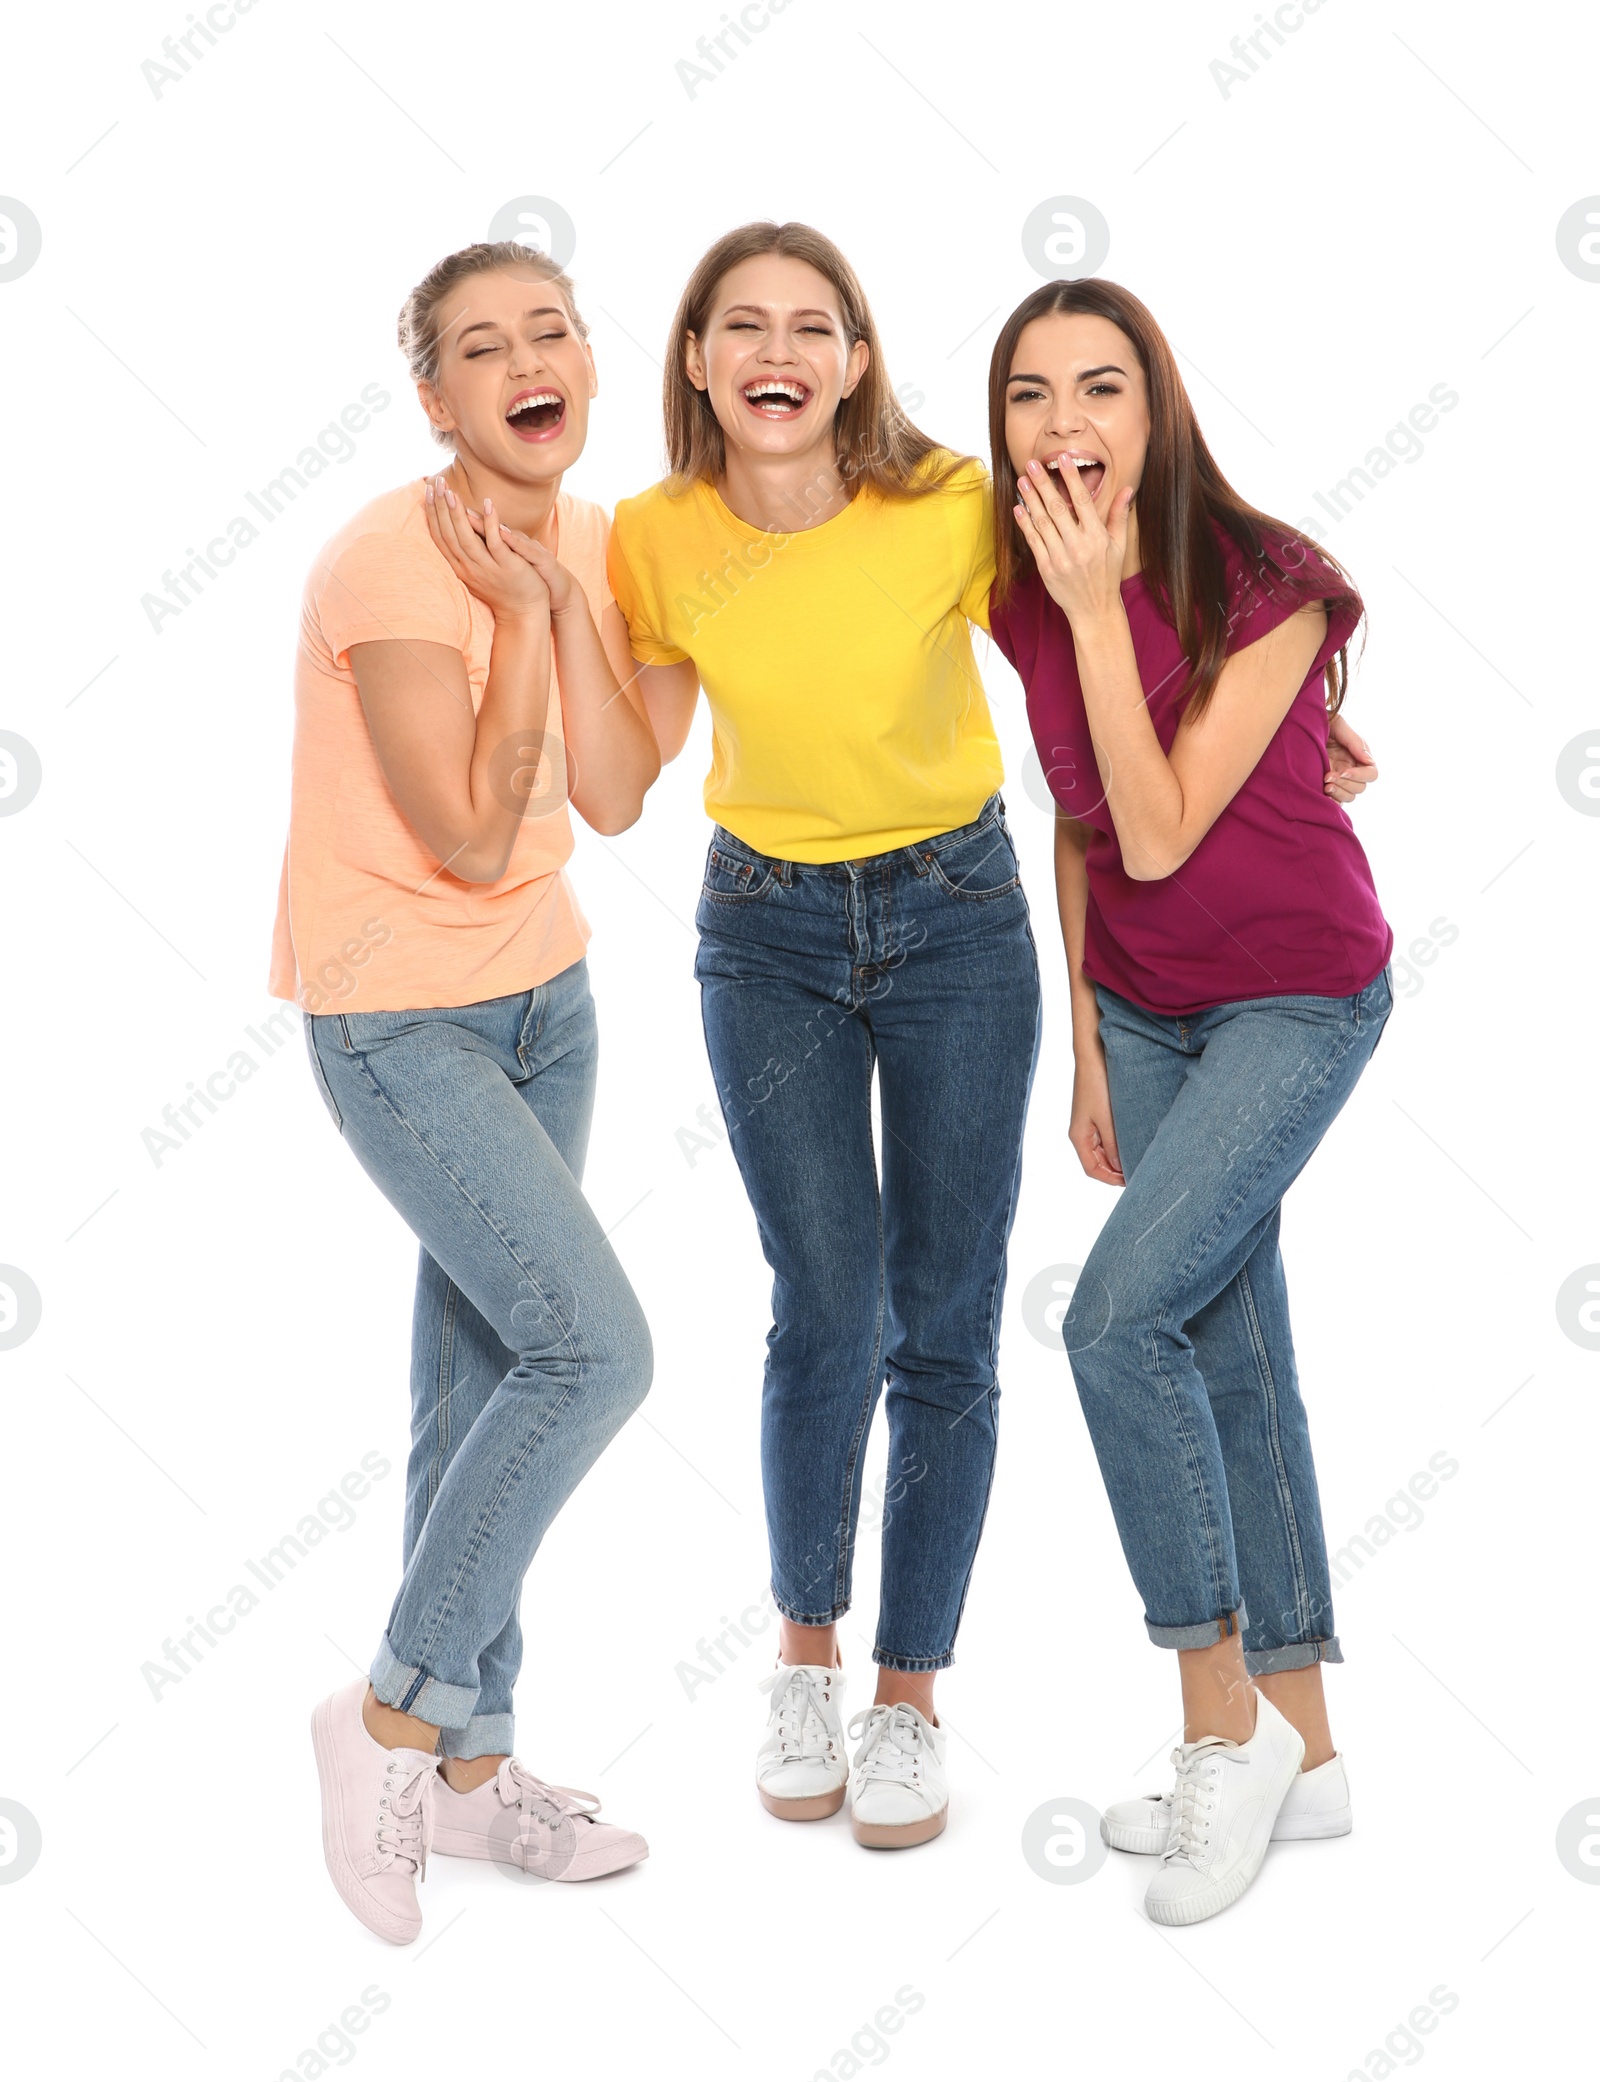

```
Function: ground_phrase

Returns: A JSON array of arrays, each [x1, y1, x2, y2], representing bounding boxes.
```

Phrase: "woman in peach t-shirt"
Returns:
[[270, 244, 660, 1943]]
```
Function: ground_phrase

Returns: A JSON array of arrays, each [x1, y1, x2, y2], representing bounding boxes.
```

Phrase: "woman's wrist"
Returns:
[[1065, 600, 1131, 654], [492, 603, 552, 638], [1070, 1007, 1103, 1059]]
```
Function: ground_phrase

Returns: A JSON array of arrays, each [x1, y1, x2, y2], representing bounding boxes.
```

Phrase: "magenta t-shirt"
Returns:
[[990, 519, 1392, 1017]]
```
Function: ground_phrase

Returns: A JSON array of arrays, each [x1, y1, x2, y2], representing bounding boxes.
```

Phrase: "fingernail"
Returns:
[[484, 497, 493, 512]]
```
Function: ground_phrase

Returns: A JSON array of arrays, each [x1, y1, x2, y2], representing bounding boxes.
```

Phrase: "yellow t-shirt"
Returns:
[[607, 453, 1002, 862]]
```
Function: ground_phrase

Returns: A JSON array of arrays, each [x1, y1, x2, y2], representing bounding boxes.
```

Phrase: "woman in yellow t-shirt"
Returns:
[[605, 221, 1039, 1850]]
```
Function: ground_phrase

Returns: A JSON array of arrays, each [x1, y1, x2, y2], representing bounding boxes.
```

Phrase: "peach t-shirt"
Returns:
[[268, 480, 606, 1014]]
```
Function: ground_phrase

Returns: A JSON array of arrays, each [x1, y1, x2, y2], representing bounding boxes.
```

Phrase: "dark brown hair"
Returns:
[[988, 278, 1363, 718], [663, 221, 971, 503]]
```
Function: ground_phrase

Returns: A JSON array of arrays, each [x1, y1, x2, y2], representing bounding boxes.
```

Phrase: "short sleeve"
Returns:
[[953, 465, 997, 631], [606, 511, 688, 667], [1221, 530, 1361, 682], [316, 527, 469, 669]]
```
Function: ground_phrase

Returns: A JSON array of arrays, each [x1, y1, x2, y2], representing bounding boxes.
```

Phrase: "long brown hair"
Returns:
[[988, 279, 1363, 719], [663, 221, 970, 501]]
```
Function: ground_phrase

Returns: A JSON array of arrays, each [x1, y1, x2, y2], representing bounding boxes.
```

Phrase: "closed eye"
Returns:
[[725, 320, 834, 335], [464, 328, 567, 358]]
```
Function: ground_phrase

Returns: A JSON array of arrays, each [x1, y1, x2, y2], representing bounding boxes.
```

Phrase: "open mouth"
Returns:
[[505, 389, 566, 441], [741, 379, 811, 419], [1045, 452, 1107, 500]]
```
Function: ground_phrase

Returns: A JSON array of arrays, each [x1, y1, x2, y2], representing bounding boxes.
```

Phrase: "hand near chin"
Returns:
[[461, 502, 578, 616], [424, 474, 550, 622], [1013, 456, 1134, 626]]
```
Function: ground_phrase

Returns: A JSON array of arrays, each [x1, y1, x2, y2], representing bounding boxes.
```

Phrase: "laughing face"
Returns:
[[685, 253, 869, 466], [420, 266, 596, 481], [1004, 312, 1150, 527]]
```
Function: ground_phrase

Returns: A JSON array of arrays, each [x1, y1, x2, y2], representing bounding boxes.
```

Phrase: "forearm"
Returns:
[[460, 610, 553, 881], [1072, 607, 1190, 879], [551, 599, 660, 832], [1053, 814, 1104, 1062]]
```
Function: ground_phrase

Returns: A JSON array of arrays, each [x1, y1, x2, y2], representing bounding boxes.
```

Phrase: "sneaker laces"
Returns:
[[497, 1758, 603, 1827], [488, 1760, 605, 1874], [847, 1703, 926, 1787], [375, 1754, 437, 1879], [1161, 1738, 1242, 1868], [759, 1665, 843, 1768]]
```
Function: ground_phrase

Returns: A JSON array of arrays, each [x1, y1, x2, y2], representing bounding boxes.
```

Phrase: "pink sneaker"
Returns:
[[431, 1759, 648, 1882], [310, 1679, 439, 1945]]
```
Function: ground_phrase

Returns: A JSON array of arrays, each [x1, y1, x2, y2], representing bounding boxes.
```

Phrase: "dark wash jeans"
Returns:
[[1065, 966, 1394, 1673], [694, 793, 1042, 1672]]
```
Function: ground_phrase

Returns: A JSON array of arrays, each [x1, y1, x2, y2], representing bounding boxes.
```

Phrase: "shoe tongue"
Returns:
[[502, 1758, 543, 1803], [390, 1747, 441, 1787], [504, 1759, 576, 1815], [1178, 1733, 1236, 1769]]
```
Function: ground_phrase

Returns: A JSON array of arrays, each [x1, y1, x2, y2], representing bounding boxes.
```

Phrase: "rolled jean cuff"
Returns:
[[370, 1635, 477, 1731], [873, 1647, 954, 1674], [438, 1712, 515, 1760], [772, 1590, 850, 1628], [1244, 1636, 1343, 1675], [1145, 1603, 1248, 1653]]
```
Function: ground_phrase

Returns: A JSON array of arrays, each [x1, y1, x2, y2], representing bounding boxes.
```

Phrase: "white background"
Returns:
[[2, 1, 1595, 2076]]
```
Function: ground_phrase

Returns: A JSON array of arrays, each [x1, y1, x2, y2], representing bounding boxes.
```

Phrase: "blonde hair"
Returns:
[[662, 221, 970, 498], [398, 242, 589, 448]]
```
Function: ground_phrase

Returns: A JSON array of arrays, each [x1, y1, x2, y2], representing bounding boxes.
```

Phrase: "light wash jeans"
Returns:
[[694, 793, 1042, 1672], [1064, 967, 1393, 1674], [305, 958, 652, 1756]]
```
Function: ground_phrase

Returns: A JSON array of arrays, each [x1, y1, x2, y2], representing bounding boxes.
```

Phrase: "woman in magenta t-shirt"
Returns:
[[988, 279, 1394, 1927]]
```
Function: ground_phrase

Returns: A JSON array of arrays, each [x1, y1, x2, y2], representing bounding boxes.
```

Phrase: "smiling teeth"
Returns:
[[508, 391, 562, 413], [1045, 455, 1101, 472], [745, 382, 806, 402]]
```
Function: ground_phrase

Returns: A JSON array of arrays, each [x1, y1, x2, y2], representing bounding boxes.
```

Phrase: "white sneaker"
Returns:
[[1143, 1692, 1304, 1926], [847, 1703, 948, 1849], [756, 1663, 849, 1820], [1103, 1751, 1352, 1854]]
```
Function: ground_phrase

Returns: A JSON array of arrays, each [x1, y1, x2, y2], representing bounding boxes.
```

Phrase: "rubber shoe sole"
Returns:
[[852, 1804, 948, 1849], [758, 1782, 847, 1821]]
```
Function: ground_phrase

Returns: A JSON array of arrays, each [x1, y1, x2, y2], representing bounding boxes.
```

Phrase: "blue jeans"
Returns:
[[694, 794, 1042, 1672], [1064, 967, 1393, 1673], [304, 958, 652, 1756]]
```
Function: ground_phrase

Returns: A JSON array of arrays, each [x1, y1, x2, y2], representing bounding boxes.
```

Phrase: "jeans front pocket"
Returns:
[[701, 839, 781, 904], [919, 818, 1021, 901]]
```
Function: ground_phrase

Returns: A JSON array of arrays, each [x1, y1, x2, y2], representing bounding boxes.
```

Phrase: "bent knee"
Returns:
[[1062, 1271, 1167, 1384], [619, 1314, 654, 1410], [608, 1283, 654, 1411]]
